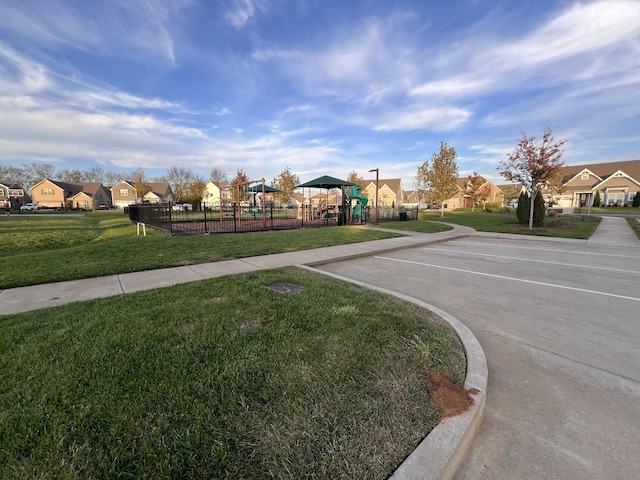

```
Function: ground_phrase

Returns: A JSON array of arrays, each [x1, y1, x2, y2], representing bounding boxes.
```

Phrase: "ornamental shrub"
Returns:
[[593, 191, 601, 207], [633, 192, 640, 208], [516, 192, 529, 224]]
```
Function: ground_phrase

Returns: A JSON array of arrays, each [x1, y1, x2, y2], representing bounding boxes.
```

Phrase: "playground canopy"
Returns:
[[246, 184, 280, 193], [296, 175, 354, 189]]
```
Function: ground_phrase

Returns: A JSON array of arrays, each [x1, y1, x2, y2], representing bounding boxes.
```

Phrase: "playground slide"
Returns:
[[347, 185, 368, 220]]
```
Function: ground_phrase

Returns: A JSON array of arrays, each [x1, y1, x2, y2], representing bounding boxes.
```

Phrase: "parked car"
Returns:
[[98, 204, 113, 210], [20, 203, 39, 211], [171, 203, 191, 211]]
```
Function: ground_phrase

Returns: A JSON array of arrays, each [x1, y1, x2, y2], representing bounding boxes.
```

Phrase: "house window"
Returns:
[[581, 173, 589, 180], [0, 188, 5, 196], [41, 188, 54, 195], [120, 189, 129, 196]]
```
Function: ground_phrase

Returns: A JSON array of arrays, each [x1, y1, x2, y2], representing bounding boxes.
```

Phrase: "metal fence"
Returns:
[[127, 203, 419, 235]]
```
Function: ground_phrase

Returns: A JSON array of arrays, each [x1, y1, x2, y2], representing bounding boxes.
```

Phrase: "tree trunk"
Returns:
[[528, 188, 535, 230]]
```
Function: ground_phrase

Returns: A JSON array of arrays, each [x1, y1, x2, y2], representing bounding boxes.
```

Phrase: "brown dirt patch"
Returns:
[[426, 371, 480, 418]]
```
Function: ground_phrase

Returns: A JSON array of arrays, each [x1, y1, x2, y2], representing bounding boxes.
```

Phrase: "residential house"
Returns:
[[110, 180, 138, 209], [203, 181, 231, 207], [31, 179, 110, 210], [142, 183, 174, 204], [0, 181, 25, 209], [403, 189, 429, 208], [544, 160, 640, 208], [362, 179, 404, 207]]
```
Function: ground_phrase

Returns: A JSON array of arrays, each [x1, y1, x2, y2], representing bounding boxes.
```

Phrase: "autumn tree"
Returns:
[[229, 168, 250, 202], [498, 126, 566, 230], [131, 167, 151, 200], [59, 169, 84, 182], [346, 170, 365, 189], [271, 167, 300, 203], [162, 166, 199, 203], [183, 176, 207, 206], [416, 142, 459, 217], [466, 172, 490, 212]]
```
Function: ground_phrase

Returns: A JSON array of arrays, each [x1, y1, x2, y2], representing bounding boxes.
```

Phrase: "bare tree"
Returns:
[[271, 167, 300, 203], [416, 142, 459, 217], [498, 126, 566, 230], [210, 167, 228, 183], [163, 166, 196, 203], [22, 162, 56, 189]]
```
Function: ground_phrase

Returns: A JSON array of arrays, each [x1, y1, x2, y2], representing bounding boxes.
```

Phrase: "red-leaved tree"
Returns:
[[498, 126, 566, 230]]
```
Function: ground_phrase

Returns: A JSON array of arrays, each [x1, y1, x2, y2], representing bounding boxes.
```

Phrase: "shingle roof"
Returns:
[[560, 159, 640, 184]]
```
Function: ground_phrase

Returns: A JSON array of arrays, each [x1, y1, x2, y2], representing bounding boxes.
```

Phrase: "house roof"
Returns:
[[0, 180, 23, 189], [146, 182, 171, 196], [48, 181, 105, 198], [559, 160, 640, 184], [364, 178, 402, 192]]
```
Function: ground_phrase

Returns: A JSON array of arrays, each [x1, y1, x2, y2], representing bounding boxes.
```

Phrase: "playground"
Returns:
[[129, 175, 416, 235]]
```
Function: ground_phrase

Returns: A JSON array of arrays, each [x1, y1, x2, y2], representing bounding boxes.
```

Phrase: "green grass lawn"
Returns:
[[371, 220, 453, 233], [0, 212, 402, 289], [0, 267, 465, 479], [419, 208, 601, 239], [627, 217, 640, 239]]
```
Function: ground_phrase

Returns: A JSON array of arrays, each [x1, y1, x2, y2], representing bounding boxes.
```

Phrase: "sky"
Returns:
[[1, 0, 639, 188]]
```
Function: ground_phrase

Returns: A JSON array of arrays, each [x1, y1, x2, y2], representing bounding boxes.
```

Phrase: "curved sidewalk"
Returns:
[[0, 224, 474, 315]]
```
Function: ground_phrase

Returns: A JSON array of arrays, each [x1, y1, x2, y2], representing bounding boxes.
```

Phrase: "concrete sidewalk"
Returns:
[[0, 224, 475, 315]]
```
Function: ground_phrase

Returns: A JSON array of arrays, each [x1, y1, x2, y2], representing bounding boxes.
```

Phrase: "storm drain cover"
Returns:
[[265, 282, 305, 294]]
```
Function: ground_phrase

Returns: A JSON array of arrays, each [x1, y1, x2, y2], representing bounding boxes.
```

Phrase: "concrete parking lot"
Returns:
[[316, 233, 640, 479]]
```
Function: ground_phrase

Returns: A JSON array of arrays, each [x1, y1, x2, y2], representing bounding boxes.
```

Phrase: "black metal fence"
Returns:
[[127, 203, 419, 235]]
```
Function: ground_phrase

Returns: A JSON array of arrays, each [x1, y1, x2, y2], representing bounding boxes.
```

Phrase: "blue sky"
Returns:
[[1, 0, 639, 188]]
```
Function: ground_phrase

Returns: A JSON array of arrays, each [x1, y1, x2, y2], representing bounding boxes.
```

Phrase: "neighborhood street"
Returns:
[[316, 233, 640, 479]]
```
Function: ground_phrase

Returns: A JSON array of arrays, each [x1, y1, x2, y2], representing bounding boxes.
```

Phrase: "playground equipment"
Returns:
[[347, 185, 368, 220]]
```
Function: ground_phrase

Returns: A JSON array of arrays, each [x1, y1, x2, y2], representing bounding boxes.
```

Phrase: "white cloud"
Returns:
[[374, 107, 472, 132]]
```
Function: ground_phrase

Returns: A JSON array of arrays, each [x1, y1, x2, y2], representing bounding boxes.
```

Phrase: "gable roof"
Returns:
[[559, 160, 640, 184]]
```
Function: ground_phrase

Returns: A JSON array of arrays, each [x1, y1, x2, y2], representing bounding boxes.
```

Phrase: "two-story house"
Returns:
[[0, 181, 25, 209], [31, 179, 110, 210]]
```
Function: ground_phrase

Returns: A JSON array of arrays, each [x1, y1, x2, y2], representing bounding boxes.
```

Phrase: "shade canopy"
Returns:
[[296, 175, 354, 189], [246, 184, 280, 193]]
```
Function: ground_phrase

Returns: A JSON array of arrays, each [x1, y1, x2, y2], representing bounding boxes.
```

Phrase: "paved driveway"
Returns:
[[316, 235, 640, 479]]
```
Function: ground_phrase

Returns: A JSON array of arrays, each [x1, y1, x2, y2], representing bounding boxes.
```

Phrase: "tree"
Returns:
[[183, 177, 207, 206], [131, 167, 151, 201], [593, 190, 601, 208], [59, 169, 84, 182], [466, 172, 490, 212], [162, 166, 198, 203], [516, 191, 529, 224], [271, 167, 300, 203], [22, 162, 56, 189], [210, 167, 228, 183], [501, 185, 521, 212], [346, 170, 365, 189], [498, 126, 566, 230], [633, 191, 640, 208], [229, 168, 250, 202], [416, 142, 459, 217]]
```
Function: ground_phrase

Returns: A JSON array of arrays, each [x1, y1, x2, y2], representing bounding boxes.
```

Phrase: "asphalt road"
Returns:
[[316, 234, 640, 479]]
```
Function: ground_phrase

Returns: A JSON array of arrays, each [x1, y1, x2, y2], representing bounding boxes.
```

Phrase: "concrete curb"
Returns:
[[302, 267, 488, 480]]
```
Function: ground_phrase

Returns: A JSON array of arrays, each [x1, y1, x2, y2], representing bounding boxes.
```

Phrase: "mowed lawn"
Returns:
[[0, 212, 402, 289], [1, 212, 467, 478], [0, 267, 466, 479]]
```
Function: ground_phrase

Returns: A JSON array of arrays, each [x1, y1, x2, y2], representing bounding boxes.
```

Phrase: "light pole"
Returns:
[[368, 168, 379, 225]]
